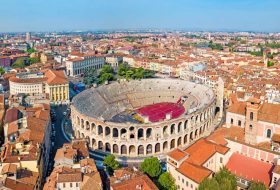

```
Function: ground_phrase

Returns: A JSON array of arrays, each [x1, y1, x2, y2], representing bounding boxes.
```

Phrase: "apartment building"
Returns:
[[65, 52, 105, 76]]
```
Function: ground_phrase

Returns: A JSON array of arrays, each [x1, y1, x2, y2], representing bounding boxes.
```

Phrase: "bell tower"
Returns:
[[245, 98, 261, 145]]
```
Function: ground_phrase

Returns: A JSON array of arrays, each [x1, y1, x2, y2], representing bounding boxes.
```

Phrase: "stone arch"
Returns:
[[184, 120, 188, 129], [105, 143, 111, 152], [81, 133, 85, 138], [77, 116, 80, 125], [130, 133, 135, 139], [77, 130, 81, 138], [170, 139, 175, 149], [146, 144, 152, 154], [163, 141, 168, 151], [190, 131, 194, 141], [120, 128, 127, 139], [170, 124, 175, 134], [178, 122, 182, 133], [81, 119, 84, 129], [195, 115, 199, 123], [138, 145, 144, 155], [98, 141, 103, 150], [113, 144, 119, 154], [195, 129, 199, 138], [163, 126, 168, 135], [199, 126, 203, 135], [98, 125, 103, 135], [121, 145, 127, 155], [113, 128, 118, 138], [91, 123, 96, 133], [129, 145, 136, 155], [177, 137, 182, 147], [129, 126, 135, 131], [184, 134, 188, 144], [85, 121, 90, 130], [105, 126, 110, 136], [146, 128, 153, 139], [155, 143, 160, 153], [138, 128, 144, 139], [91, 138, 96, 148]]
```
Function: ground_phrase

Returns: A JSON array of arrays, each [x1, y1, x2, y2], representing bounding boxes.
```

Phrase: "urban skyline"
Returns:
[[1, 0, 280, 32]]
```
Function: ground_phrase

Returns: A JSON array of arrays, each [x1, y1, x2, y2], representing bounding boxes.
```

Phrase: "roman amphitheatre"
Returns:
[[71, 78, 216, 163]]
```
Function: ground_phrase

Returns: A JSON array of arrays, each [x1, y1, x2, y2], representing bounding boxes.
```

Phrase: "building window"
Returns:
[[191, 184, 193, 189], [63, 183, 65, 188], [230, 118, 233, 124], [267, 129, 272, 138], [274, 177, 277, 183], [70, 183, 72, 187], [220, 157, 223, 163], [250, 112, 254, 121], [182, 178, 184, 183], [186, 181, 188, 186], [76, 183, 79, 187], [238, 120, 241, 126], [249, 125, 253, 130]]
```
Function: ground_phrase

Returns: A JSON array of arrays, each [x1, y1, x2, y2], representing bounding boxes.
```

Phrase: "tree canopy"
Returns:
[[103, 154, 120, 175], [140, 157, 162, 178], [12, 58, 27, 69], [158, 172, 176, 190], [98, 64, 115, 84], [28, 57, 40, 64], [26, 48, 36, 54], [209, 41, 223, 50], [199, 178, 220, 190], [83, 68, 98, 85], [118, 63, 155, 80], [198, 167, 237, 190], [248, 181, 266, 190], [0, 67, 5, 75]]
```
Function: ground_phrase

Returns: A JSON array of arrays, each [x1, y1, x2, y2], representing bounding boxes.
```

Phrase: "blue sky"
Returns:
[[0, 0, 279, 32]]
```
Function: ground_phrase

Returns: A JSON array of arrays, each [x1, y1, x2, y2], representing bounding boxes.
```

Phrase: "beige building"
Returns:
[[167, 138, 230, 190], [65, 52, 105, 76], [9, 69, 70, 105]]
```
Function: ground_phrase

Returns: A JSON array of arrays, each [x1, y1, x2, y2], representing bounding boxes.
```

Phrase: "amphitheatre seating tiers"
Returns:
[[72, 79, 215, 123]]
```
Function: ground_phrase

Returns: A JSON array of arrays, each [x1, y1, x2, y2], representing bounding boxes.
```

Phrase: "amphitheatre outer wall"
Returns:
[[71, 78, 216, 163]]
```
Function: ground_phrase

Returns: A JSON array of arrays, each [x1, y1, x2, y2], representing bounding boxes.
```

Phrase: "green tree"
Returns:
[[26, 48, 36, 54], [132, 67, 145, 79], [118, 63, 129, 77], [198, 178, 220, 190], [100, 64, 114, 75], [28, 57, 40, 64], [83, 68, 97, 85], [12, 58, 26, 68], [215, 167, 237, 190], [158, 172, 176, 190], [0, 67, 5, 75], [267, 60, 275, 67], [99, 73, 114, 84], [140, 157, 162, 178], [248, 181, 266, 190], [198, 167, 237, 190], [103, 154, 120, 170]]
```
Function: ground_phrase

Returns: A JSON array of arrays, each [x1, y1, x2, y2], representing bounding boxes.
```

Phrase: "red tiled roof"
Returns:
[[226, 153, 273, 187]]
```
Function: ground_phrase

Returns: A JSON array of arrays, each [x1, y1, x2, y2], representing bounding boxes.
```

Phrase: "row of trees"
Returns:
[[118, 63, 155, 80], [83, 63, 156, 86]]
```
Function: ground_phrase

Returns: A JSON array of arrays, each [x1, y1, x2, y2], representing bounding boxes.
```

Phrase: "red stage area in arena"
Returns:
[[137, 102, 185, 123]]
